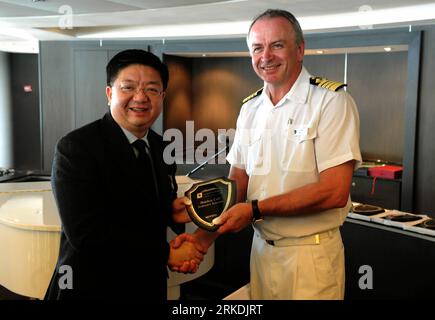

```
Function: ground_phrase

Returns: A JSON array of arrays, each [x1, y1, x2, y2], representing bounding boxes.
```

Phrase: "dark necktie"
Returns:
[[132, 139, 159, 201]]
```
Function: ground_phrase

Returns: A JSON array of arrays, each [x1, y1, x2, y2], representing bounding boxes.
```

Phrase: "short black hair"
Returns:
[[248, 9, 304, 45], [106, 49, 169, 90]]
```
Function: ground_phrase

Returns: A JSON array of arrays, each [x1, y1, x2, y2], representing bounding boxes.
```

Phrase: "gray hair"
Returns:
[[247, 9, 305, 45]]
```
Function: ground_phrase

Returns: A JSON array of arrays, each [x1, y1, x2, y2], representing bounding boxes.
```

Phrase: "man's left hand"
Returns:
[[172, 196, 192, 223]]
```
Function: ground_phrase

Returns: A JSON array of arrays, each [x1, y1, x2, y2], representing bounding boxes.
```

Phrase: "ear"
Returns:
[[160, 91, 166, 101], [297, 41, 305, 62], [105, 86, 112, 106]]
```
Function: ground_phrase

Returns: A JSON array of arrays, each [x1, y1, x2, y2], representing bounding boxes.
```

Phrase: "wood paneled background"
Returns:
[[34, 27, 435, 215]]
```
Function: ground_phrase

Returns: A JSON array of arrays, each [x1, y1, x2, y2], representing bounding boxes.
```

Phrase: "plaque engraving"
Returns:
[[185, 177, 236, 231]]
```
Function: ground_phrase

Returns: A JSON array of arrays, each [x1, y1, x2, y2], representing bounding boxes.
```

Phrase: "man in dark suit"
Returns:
[[45, 49, 203, 300]]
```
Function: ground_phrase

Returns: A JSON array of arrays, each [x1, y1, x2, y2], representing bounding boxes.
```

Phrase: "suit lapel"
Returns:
[[100, 112, 172, 200], [148, 129, 177, 202], [100, 112, 138, 181]]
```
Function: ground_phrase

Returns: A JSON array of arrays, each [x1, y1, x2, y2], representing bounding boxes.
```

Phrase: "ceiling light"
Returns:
[[78, 3, 435, 39], [316, 50, 324, 54], [0, 41, 39, 53], [299, 3, 435, 30], [384, 47, 392, 52], [0, 27, 36, 41], [78, 21, 250, 39]]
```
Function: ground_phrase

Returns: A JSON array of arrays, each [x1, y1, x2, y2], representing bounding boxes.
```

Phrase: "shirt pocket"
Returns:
[[280, 125, 317, 172], [242, 131, 271, 176]]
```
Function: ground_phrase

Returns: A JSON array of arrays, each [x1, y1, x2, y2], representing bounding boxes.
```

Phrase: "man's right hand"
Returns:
[[169, 233, 208, 273], [168, 240, 204, 274]]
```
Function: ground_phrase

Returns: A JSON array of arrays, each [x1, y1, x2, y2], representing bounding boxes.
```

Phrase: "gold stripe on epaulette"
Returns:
[[242, 87, 263, 104], [309, 76, 346, 92]]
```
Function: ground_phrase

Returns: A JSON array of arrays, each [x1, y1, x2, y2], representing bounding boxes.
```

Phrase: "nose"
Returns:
[[133, 88, 150, 101], [261, 47, 272, 62]]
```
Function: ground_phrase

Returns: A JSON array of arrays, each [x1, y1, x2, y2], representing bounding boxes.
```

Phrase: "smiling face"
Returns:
[[106, 64, 165, 138], [248, 16, 305, 95]]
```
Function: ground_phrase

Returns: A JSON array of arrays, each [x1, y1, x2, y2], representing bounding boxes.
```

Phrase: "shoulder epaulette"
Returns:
[[242, 88, 263, 104], [309, 76, 346, 92]]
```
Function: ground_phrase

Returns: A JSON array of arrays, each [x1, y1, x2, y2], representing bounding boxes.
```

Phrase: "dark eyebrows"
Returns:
[[118, 79, 136, 84], [250, 39, 285, 47], [118, 79, 161, 87], [146, 80, 162, 86]]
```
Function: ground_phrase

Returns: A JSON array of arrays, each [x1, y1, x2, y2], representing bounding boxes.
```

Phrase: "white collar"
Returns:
[[120, 127, 149, 146], [258, 66, 311, 108]]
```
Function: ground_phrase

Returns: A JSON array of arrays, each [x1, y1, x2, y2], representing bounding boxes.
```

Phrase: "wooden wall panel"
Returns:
[[191, 57, 261, 132], [73, 50, 108, 128], [415, 25, 435, 216], [10, 53, 41, 170], [39, 42, 75, 172], [347, 51, 407, 163], [304, 54, 345, 82]]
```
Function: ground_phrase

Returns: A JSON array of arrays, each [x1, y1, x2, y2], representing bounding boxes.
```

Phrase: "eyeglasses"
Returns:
[[117, 83, 164, 97]]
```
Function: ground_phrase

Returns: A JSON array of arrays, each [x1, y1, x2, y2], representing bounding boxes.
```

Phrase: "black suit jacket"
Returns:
[[45, 112, 177, 300]]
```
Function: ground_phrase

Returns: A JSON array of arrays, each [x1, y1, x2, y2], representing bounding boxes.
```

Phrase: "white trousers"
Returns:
[[250, 229, 345, 300]]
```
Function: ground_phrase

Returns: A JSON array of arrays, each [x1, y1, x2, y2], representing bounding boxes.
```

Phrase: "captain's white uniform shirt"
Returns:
[[227, 67, 362, 239]]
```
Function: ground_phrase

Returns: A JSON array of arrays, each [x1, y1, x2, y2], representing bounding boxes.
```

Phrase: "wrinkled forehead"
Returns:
[[247, 17, 296, 45]]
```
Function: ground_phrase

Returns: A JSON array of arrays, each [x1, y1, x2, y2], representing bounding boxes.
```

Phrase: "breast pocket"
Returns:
[[280, 126, 317, 172], [242, 131, 272, 176]]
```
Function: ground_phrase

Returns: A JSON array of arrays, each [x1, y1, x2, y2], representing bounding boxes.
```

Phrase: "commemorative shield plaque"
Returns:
[[185, 177, 236, 232]]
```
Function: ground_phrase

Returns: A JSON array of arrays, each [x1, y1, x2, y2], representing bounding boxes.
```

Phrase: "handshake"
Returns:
[[167, 196, 211, 273], [168, 231, 208, 274], [168, 191, 253, 273]]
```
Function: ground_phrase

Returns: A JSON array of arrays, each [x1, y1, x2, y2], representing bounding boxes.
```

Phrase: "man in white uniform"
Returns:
[[173, 9, 362, 299]]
